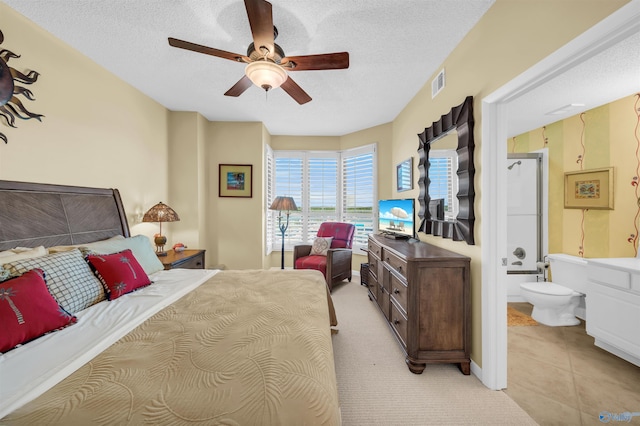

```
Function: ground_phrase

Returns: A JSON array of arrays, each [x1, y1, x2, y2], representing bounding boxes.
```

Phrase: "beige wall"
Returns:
[[389, 0, 628, 366], [1, 0, 630, 369], [510, 93, 640, 259], [0, 3, 170, 243]]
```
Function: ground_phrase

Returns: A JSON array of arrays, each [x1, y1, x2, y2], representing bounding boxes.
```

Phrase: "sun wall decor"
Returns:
[[0, 29, 44, 144]]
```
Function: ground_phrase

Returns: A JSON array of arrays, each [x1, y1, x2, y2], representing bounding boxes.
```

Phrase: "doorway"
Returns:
[[480, 1, 640, 390]]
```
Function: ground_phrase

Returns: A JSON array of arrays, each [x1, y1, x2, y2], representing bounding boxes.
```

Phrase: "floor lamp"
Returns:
[[269, 196, 298, 269]]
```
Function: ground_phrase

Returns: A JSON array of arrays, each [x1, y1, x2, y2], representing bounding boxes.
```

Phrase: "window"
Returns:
[[429, 150, 458, 220], [267, 144, 376, 252]]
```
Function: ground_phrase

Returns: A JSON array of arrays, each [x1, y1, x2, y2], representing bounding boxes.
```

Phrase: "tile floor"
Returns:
[[504, 302, 640, 426]]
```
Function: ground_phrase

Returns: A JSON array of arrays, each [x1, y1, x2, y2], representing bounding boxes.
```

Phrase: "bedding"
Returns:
[[1, 269, 340, 425]]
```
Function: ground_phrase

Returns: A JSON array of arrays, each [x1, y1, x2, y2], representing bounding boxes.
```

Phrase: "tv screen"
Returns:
[[378, 198, 415, 238]]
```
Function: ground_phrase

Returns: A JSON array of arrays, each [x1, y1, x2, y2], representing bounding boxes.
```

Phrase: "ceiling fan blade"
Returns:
[[281, 52, 349, 71], [244, 0, 274, 57], [168, 37, 249, 63], [281, 77, 312, 105], [224, 75, 253, 97]]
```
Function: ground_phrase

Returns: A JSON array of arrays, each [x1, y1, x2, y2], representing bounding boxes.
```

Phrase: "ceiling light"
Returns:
[[245, 60, 288, 91]]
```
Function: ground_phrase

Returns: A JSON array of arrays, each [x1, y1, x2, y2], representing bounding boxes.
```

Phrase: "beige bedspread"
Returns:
[[5, 269, 340, 425]]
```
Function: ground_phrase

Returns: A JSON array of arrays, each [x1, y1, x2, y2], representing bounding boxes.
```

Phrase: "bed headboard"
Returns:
[[0, 180, 130, 251]]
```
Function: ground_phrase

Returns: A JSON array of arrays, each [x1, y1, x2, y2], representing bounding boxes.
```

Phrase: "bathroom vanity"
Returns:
[[586, 258, 640, 367]]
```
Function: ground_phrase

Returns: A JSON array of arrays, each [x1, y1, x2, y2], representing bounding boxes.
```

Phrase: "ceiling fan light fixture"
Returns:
[[245, 60, 287, 91]]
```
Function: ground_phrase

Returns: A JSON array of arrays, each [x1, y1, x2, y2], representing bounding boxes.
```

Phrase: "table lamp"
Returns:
[[142, 202, 180, 256]]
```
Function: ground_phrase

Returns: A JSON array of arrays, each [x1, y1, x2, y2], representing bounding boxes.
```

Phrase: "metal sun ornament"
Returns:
[[0, 29, 44, 144]]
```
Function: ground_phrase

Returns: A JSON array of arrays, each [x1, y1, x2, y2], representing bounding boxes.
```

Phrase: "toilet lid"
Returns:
[[520, 282, 575, 296]]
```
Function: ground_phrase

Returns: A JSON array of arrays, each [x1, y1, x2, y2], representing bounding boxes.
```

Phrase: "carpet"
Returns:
[[507, 306, 538, 326], [330, 279, 538, 425]]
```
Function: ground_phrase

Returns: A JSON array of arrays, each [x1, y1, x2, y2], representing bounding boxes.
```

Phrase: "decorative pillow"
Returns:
[[310, 237, 333, 256], [0, 269, 77, 353], [3, 249, 105, 314], [0, 246, 47, 263], [80, 235, 164, 275], [0, 265, 10, 282], [87, 249, 151, 300]]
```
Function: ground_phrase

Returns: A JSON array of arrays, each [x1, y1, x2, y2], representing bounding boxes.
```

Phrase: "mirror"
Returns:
[[417, 96, 475, 244]]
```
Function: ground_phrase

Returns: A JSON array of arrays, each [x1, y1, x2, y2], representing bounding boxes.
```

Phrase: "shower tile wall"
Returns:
[[507, 158, 540, 298]]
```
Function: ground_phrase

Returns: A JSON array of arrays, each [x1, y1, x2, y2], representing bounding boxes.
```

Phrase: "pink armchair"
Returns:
[[293, 222, 355, 291]]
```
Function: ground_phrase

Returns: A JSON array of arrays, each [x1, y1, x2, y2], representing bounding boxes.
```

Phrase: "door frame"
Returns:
[[480, 0, 640, 390]]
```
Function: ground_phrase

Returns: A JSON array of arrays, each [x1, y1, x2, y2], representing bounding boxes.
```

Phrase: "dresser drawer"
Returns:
[[384, 250, 407, 280], [390, 273, 408, 314], [368, 270, 379, 300], [368, 239, 382, 259], [390, 302, 408, 348], [368, 255, 379, 280], [378, 284, 390, 320]]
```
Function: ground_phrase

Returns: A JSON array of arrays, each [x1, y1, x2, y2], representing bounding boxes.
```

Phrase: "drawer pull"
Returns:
[[393, 289, 400, 294], [396, 266, 403, 273], [393, 319, 401, 325]]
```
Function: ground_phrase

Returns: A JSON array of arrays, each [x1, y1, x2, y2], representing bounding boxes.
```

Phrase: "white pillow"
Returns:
[[80, 235, 164, 275], [0, 246, 47, 263], [310, 237, 333, 256], [47, 235, 125, 254]]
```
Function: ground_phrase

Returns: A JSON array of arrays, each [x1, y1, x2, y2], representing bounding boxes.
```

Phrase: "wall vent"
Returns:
[[431, 69, 445, 98]]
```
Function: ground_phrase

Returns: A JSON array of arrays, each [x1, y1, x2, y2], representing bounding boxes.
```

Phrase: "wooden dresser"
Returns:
[[367, 234, 471, 375]]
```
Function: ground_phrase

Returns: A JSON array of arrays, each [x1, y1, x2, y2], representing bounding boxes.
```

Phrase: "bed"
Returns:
[[0, 180, 340, 425]]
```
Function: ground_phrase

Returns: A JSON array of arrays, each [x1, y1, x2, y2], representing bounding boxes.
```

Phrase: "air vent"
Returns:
[[431, 69, 445, 98]]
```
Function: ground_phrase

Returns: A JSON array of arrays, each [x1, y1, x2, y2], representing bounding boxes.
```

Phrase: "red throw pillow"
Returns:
[[87, 249, 151, 300], [0, 269, 77, 353]]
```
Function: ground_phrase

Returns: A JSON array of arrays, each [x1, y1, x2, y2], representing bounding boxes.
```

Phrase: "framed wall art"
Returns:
[[396, 157, 413, 192], [564, 167, 613, 209], [219, 164, 253, 198]]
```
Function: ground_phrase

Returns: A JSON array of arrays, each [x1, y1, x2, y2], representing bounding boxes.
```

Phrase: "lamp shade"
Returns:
[[245, 60, 288, 91], [142, 202, 180, 223], [269, 196, 298, 212]]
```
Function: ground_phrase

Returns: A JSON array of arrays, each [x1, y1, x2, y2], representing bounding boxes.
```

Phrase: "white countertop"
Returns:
[[588, 257, 640, 273]]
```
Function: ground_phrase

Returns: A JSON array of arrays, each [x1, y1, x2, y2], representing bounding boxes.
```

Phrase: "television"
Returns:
[[378, 198, 415, 239]]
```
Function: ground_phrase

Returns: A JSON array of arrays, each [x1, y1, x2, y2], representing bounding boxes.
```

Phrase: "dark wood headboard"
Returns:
[[0, 180, 130, 251]]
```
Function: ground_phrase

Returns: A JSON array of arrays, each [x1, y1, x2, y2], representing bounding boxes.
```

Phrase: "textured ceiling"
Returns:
[[2, 0, 494, 136], [4, 1, 638, 138]]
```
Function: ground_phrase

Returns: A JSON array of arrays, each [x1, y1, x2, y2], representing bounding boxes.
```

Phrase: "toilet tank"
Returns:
[[548, 253, 588, 293]]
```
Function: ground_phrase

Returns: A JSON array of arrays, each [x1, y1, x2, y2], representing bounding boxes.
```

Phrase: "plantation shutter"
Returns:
[[342, 144, 376, 249]]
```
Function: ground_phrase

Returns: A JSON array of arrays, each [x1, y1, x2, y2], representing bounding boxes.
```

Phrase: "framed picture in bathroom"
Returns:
[[564, 167, 614, 209]]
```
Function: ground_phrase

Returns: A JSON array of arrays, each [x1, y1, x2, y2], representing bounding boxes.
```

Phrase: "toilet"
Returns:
[[520, 254, 587, 326]]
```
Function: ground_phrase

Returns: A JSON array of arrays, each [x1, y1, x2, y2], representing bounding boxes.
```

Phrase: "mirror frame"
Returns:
[[417, 95, 475, 244]]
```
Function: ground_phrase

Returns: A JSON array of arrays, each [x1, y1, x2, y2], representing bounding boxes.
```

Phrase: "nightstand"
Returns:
[[160, 249, 206, 270]]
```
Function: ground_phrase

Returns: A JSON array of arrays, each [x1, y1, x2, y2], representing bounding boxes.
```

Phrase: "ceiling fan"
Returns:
[[168, 0, 349, 105]]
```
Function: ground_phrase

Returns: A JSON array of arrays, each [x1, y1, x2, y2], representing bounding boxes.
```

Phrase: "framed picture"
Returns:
[[219, 164, 253, 198], [396, 157, 413, 192], [564, 167, 613, 209]]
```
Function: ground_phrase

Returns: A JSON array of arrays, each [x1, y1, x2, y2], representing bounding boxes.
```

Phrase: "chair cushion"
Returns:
[[295, 255, 327, 276], [317, 222, 355, 249]]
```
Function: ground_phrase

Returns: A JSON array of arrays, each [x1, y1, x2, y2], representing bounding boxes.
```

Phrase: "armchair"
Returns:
[[293, 222, 355, 291]]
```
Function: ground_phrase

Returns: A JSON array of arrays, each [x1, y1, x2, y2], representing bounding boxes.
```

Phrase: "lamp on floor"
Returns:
[[269, 196, 298, 269], [142, 202, 180, 256]]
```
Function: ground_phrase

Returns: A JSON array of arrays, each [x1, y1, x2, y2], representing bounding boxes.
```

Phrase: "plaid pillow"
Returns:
[[3, 249, 105, 314]]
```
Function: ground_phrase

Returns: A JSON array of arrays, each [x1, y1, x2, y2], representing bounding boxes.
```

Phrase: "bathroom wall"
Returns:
[[510, 93, 640, 259]]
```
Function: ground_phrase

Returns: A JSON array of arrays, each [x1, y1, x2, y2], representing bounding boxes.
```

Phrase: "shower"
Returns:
[[507, 160, 522, 170]]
